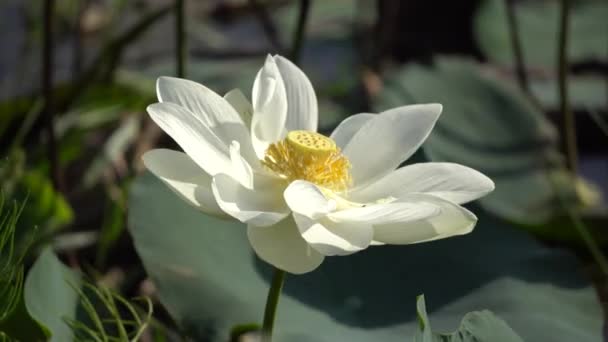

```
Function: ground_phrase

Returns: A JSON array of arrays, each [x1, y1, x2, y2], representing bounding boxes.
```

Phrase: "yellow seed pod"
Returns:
[[286, 130, 337, 157]]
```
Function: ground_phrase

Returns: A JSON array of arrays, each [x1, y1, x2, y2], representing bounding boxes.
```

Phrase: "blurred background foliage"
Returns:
[[0, 0, 607, 341]]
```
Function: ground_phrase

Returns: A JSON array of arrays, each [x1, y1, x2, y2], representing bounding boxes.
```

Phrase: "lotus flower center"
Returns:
[[262, 130, 352, 192]]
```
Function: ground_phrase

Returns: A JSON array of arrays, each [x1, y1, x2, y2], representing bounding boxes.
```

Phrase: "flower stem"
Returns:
[[261, 268, 286, 342], [290, 0, 311, 64], [505, 0, 529, 94], [558, 0, 577, 174], [175, 0, 186, 78], [556, 0, 608, 276], [260, 3, 309, 340], [548, 169, 608, 275]]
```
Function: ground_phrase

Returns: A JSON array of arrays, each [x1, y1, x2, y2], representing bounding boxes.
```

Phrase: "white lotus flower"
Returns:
[[142, 55, 494, 274]]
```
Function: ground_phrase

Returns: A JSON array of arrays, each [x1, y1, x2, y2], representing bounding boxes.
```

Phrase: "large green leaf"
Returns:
[[375, 58, 598, 228], [128, 172, 601, 341], [414, 295, 523, 342], [24, 248, 81, 342], [19, 248, 151, 341]]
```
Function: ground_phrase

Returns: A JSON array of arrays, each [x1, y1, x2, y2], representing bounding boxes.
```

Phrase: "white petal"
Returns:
[[142, 149, 224, 216], [343, 104, 442, 187], [350, 162, 495, 204], [156, 77, 258, 166], [283, 181, 374, 256], [229, 141, 253, 188], [328, 201, 440, 224], [211, 173, 289, 227], [373, 193, 477, 245], [293, 213, 373, 256], [283, 180, 336, 219], [157, 77, 242, 126], [147, 102, 231, 176], [224, 88, 253, 129], [330, 113, 375, 149], [251, 55, 288, 156], [273, 55, 318, 132], [247, 217, 324, 274]]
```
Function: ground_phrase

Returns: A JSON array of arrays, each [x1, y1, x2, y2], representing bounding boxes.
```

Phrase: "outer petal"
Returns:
[[251, 55, 288, 156], [293, 214, 373, 256], [350, 162, 495, 204], [373, 193, 477, 245], [329, 113, 375, 149], [229, 141, 254, 188], [328, 201, 440, 224], [283, 180, 336, 219], [284, 181, 374, 256], [211, 173, 289, 227], [274, 55, 318, 132], [343, 104, 442, 188], [247, 217, 324, 274], [147, 102, 231, 176], [224, 88, 253, 128], [157, 76, 243, 126], [142, 149, 224, 216], [156, 77, 258, 166]]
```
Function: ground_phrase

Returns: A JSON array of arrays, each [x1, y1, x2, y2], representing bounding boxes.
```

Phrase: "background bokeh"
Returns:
[[0, 0, 607, 341]]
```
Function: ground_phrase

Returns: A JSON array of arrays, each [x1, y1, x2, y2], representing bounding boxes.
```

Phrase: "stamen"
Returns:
[[262, 131, 351, 192]]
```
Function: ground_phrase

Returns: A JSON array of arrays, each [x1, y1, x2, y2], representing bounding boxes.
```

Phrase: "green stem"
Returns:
[[565, 206, 608, 276], [261, 269, 286, 342], [549, 171, 608, 275], [558, 0, 577, 174], [290, 0, 311, 64], [587, 108, 608, 138], [505, 0, 531, 97], [175, 0, 186, 78], [260, 3, 310, 340], [556, 0, 608, 276]]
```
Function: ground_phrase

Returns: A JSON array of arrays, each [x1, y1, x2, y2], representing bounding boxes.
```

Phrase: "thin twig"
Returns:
[[43, 0, 63, 192], [7, 6, 170, 164], [505, 0, 531, 96], [557, 0, 608, 277], [587, 109, 608, 138], [175, 0, 186, 78], [290, 0, 311, 64], [558, 0, 578, 174], [548, 171, 608, 276], [66, 7, 171, 109]]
